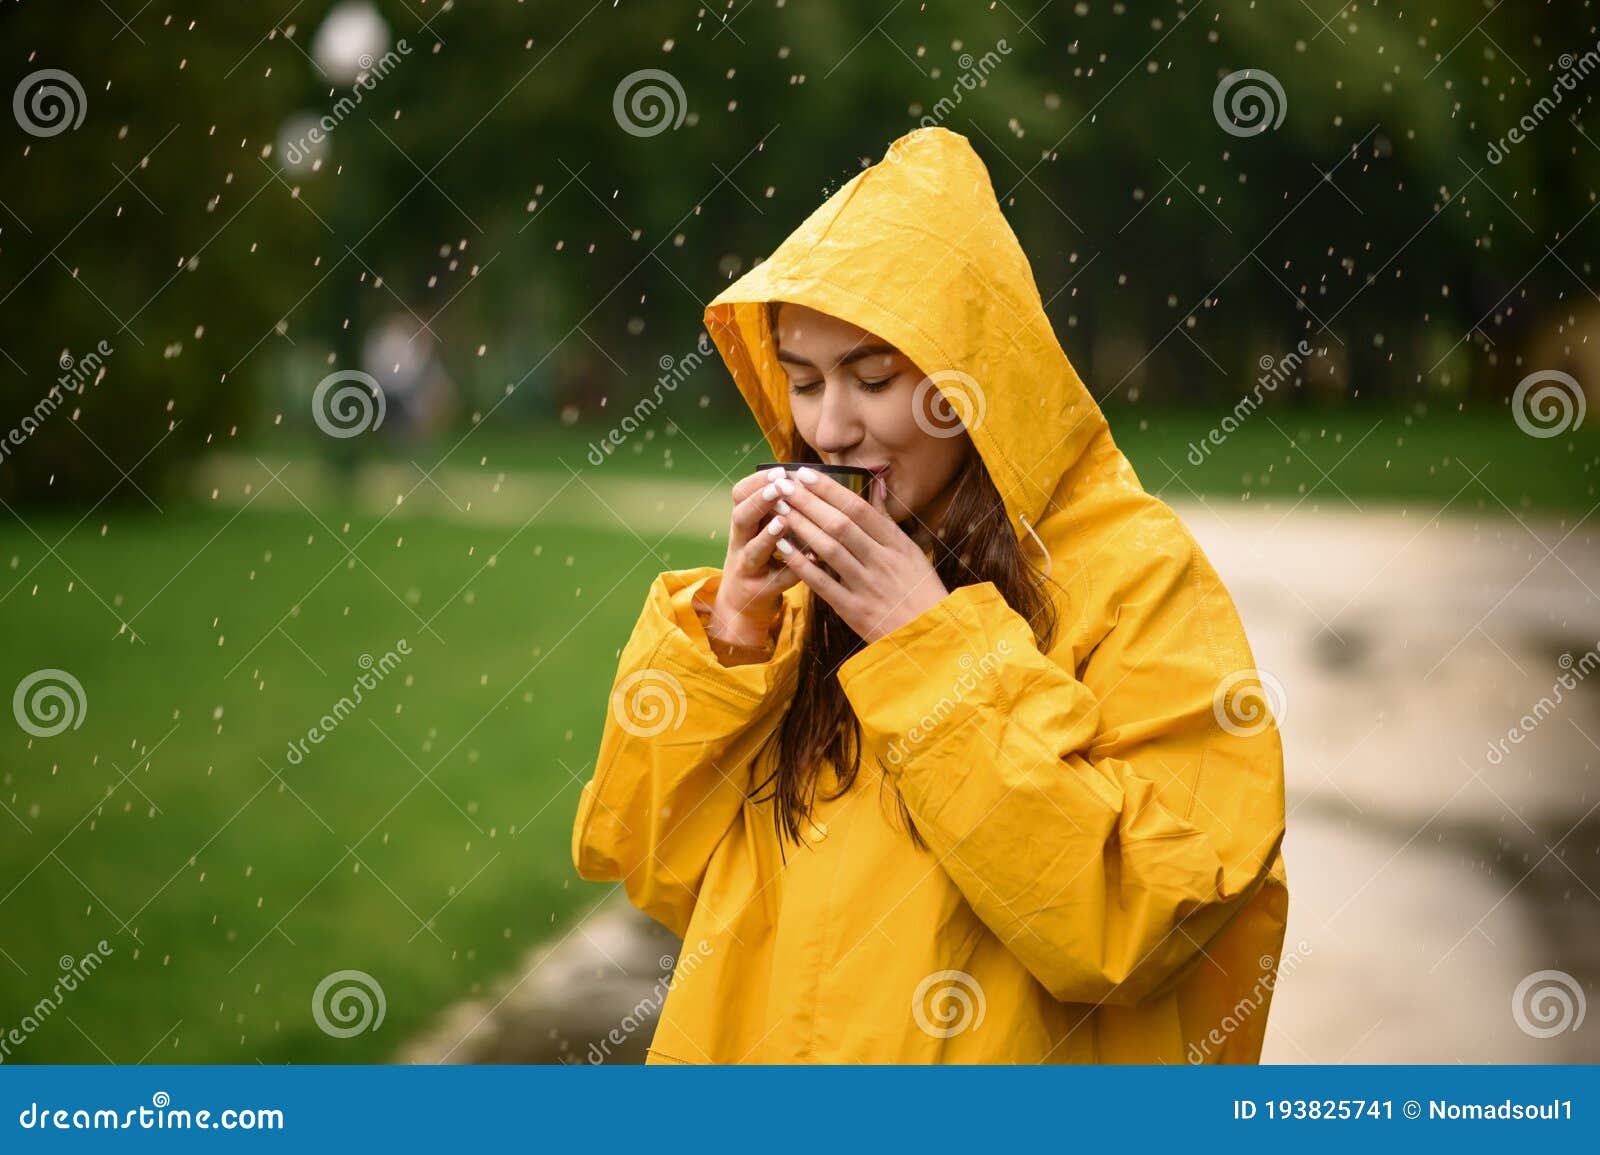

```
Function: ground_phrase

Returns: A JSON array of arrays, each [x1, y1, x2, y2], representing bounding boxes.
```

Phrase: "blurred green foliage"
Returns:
[[1, 0, 1594, 505]]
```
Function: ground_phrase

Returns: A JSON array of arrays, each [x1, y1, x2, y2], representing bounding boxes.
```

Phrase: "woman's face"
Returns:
[[773, 302, 970, 527]]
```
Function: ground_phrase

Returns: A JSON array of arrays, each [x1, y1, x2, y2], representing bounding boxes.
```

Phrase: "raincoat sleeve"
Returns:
[[572, 565, 802, 937], [835, 544, 1286, 1008]]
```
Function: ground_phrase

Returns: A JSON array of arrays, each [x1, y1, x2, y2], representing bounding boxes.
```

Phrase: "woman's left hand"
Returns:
[[768, 466, 949, 644]]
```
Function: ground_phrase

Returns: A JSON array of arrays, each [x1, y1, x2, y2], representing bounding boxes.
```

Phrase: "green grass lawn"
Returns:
[[1110, 404, 1598, 519], [0, 502, 722, 1064], [238, 401, 1599, 516]]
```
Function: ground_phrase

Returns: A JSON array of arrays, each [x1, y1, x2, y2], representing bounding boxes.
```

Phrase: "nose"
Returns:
[[809, 378, 863, 460]]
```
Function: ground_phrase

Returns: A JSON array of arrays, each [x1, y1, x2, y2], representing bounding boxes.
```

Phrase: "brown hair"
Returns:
[[748, 300, 1060, 855]]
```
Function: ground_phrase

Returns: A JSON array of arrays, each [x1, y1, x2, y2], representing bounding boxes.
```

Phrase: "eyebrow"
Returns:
[[775, 343, 900, 371]]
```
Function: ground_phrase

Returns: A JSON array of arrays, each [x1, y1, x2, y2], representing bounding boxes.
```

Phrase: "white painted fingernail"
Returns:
[[767, 518, 784, 535], [796, 466, 819, 483], [775, 537, 795, 554], [766, 466, 786, 482], [777, 479, 795, 495], [775, 499, 791, 514], [762, 484, 777, 500]]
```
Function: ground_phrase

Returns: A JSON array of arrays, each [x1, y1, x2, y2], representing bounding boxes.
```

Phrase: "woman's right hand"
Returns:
[[710, 466, 809, 645]]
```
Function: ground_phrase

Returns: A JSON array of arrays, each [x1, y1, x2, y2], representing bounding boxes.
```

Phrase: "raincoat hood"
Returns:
[[703, 126, 1107, 547]]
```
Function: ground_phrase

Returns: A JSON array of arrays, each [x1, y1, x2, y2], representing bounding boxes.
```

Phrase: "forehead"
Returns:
[[772, 302, 898, 355]]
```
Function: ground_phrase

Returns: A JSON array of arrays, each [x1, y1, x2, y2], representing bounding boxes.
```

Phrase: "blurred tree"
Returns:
[[0, 0, 1592, 505]]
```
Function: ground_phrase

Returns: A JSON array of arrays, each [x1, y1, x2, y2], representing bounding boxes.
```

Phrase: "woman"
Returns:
[[571, 127, 1289, 1064]]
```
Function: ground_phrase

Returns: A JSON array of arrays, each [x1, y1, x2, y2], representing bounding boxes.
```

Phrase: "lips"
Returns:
[[867, 464, 892, 505]]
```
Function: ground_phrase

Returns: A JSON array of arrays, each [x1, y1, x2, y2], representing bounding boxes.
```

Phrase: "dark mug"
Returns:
[[754, 461, 875, 498], [752, 462, 877, 567]]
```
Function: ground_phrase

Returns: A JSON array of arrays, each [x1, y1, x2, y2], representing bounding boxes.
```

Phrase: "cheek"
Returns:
[[874, 394, 961, 473], [867, 387, 927, 453], [901, 443, 955, 502]]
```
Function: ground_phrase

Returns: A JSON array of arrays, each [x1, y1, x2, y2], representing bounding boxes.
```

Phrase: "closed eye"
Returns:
[[790, 377, 894, 397]]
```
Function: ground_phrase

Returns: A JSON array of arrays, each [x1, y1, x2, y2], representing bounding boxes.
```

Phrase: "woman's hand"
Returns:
[[709, 466, 809, 645], [771, 466, 949, 644]]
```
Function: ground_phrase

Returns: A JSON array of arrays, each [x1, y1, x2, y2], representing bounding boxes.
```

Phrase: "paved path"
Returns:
[[1181, 499, 1600, 1062]]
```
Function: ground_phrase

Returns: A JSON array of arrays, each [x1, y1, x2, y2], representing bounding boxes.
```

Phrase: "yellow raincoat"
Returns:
[[572, 126, 1289, 1064]]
